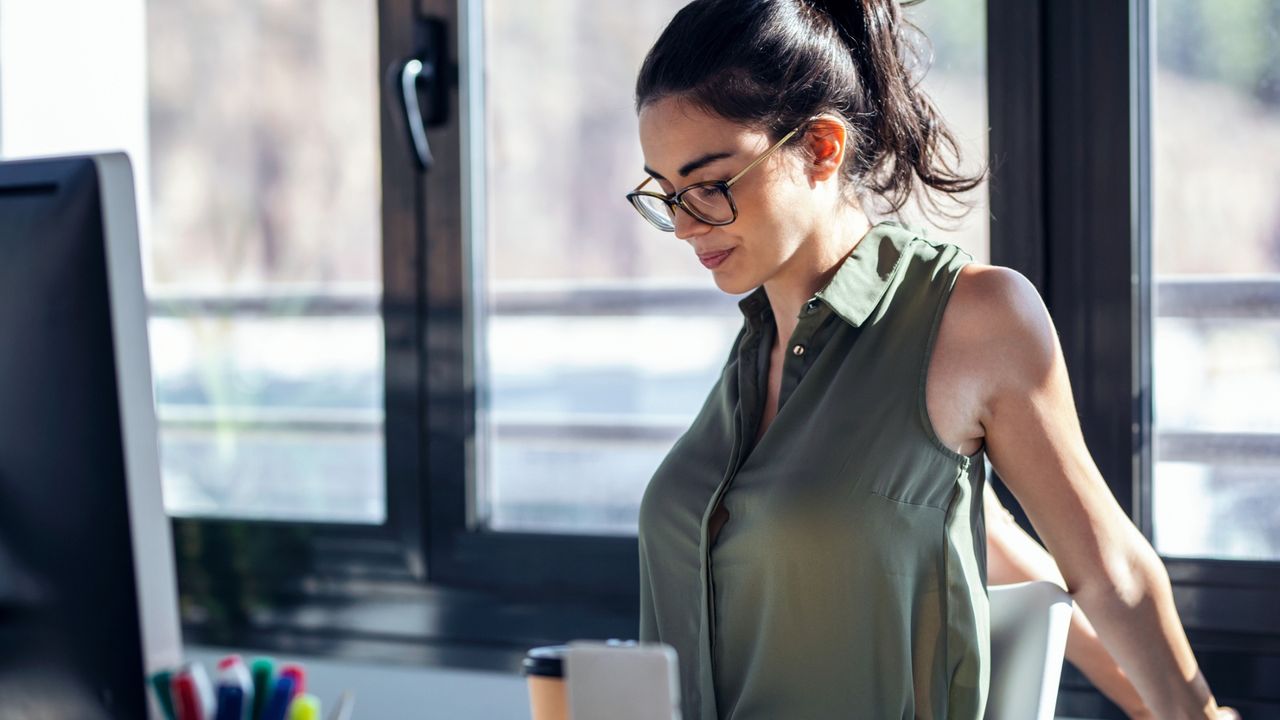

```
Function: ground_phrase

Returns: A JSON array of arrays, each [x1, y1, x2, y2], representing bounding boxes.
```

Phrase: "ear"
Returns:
[[803, 116, 849, 183]]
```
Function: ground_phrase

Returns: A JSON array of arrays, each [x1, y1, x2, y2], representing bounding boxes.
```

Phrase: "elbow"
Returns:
[[1074, 534, 1170, 611]]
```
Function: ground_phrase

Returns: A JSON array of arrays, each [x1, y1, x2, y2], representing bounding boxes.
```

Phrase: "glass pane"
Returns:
[[1155, 319, 1280, 434], [1151, 0, 1280, 559], [897, 0, 991, 264], [0, 0, 386, 523], [146, 0, 384, 523], [150, 313, 384, 521], [485, 314, 742, 534], [1154, 463, 1280, 560], [475, 1, 990, 535]]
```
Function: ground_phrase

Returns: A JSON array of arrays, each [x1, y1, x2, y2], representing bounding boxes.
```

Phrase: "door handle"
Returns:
[[394, 16, 450, 172]]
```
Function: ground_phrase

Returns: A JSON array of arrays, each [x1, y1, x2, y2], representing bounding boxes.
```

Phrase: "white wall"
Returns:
[[0, 0, 155, 278]]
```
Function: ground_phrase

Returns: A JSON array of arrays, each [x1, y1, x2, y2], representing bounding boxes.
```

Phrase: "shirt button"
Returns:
[[792, 344, 806, 356]]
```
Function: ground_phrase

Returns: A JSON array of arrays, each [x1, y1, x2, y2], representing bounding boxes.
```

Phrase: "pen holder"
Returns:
[[148, 656, 354, 720]]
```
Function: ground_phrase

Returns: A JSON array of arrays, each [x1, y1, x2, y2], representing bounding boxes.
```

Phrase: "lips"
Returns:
[[696, 248, 735, 260], [698, 247, 734, 269]]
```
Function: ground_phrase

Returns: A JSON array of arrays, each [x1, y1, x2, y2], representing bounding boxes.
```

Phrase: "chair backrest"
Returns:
[[987, 580, 1074, 720]]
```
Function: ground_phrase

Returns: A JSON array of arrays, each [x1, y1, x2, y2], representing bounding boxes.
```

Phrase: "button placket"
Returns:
[[779, 311, 821, 409], [702, 300, 826, 715], [700, 321, 766, 718]]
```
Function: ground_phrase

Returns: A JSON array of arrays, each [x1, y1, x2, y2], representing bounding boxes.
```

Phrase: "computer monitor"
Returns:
[[0, 152, 182, 719]]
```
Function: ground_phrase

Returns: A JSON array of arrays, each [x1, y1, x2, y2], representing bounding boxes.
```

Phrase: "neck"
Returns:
[[762, 205, 873, 348]]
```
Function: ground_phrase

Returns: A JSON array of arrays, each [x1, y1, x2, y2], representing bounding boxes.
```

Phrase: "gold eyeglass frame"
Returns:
[[626, 123, 806, 232]]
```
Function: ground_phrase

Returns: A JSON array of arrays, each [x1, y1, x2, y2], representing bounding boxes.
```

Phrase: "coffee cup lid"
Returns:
[[522, 645, 568, 678]]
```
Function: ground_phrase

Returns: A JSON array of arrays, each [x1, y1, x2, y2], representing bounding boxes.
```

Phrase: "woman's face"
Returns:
[[637, 97, 828, 295]]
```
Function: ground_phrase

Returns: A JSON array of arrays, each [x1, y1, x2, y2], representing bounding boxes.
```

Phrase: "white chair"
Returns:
[[987, 580, 1075, 720]]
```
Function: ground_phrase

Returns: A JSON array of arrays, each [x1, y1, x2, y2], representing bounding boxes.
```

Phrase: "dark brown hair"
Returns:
[[635, 0, 985, 221]]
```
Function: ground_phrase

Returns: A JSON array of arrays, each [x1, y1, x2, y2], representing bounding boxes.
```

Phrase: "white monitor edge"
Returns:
[[92, 151, 184, 686]]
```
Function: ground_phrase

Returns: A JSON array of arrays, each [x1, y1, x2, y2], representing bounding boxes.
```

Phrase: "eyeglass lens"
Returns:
[[630, 185, 733, 231]]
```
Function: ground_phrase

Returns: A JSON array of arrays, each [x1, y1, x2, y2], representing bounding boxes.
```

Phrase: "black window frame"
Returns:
[[175, 0, 636, 674], [988, 0, 1280, 715]]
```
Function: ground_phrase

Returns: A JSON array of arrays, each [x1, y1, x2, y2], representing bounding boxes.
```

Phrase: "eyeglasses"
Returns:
[[626, 124, 805, 232]]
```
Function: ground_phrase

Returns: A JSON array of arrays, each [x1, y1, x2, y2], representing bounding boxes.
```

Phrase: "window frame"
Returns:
[[173, 0, 428, 636], [987, 0, 1280, 714], [175, 0, 638, 672]]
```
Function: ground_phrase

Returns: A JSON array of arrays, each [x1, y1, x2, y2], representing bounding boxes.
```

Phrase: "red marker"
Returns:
[[277, 664, 306, 699], [170, 663, 214, 720], [171, 672, 203, 720]]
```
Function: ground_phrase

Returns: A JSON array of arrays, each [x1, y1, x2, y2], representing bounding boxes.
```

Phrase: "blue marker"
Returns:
[[214, 685, 245, 720], [259, 675, 297, 720], [216, 655, 254, 720]]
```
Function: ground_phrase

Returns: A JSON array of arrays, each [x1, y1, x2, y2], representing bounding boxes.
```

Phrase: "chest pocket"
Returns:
[[853, 434, 965, 511]]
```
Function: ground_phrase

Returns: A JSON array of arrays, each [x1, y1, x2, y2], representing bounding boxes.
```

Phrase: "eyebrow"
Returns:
[[644, 151, 736, 182]]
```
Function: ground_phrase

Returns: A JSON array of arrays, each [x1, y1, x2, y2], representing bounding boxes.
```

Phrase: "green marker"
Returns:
[[147, 669, 177, 720], [250, 657, 276, 720]]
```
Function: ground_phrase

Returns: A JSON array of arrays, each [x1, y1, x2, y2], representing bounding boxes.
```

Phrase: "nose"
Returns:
[[672, 206, 711, 240]]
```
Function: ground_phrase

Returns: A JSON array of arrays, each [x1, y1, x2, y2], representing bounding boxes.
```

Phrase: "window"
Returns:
[[1149, 0, 1280, 561], [987, 0, 1280, 713]]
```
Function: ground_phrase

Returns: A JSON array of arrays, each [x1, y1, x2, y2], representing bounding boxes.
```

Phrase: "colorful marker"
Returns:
[[216, 655, 254, 719], [171, 672, 203, 720], [259, 674, 296, 720], [214, 685, 245, 720], [249, 658, 276, 720], [277, 664, 306, 699], [286, 694, 321, 720], [148, 669, 177, 720], [189, 662, 216, 718], [171, 662, 216, 720]]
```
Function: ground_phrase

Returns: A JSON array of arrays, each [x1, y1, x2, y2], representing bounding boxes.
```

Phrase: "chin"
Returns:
[[712, 272, 754, 296]]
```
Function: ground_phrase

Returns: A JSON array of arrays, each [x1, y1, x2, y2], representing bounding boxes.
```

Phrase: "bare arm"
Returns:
[[985, 483, 1153, 720], [956, 265, 1233, 720]]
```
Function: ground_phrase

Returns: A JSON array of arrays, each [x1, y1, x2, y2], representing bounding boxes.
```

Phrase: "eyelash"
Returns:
[[660, 175, 725, 195]]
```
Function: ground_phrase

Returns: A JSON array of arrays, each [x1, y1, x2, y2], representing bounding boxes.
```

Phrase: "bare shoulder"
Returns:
[[939, 262, 1061, 417], [927, 262, 1049, 454], [948, 263, 1045, 327]]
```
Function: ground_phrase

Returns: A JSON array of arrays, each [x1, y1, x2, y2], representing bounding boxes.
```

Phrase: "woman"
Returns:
[[630, 0, 1238, 718]]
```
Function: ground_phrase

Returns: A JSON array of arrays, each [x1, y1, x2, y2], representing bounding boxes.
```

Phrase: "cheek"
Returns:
[[754, 162, 812, 214], [733, 179, 781, 231], [737, 177, 809, 247]]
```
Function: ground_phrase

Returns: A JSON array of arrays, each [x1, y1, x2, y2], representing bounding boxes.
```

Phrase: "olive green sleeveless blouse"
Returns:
[[637, 221, 989, 719]]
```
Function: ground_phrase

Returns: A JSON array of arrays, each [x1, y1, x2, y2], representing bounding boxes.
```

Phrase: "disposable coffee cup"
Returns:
[[523, 645, 569, 720]]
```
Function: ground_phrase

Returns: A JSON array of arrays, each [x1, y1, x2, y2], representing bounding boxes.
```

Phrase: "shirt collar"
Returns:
[[737, 220, 915, 329]]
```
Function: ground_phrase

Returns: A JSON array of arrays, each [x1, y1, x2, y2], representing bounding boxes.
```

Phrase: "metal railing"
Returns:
[[149, 279, 1280, 465]]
